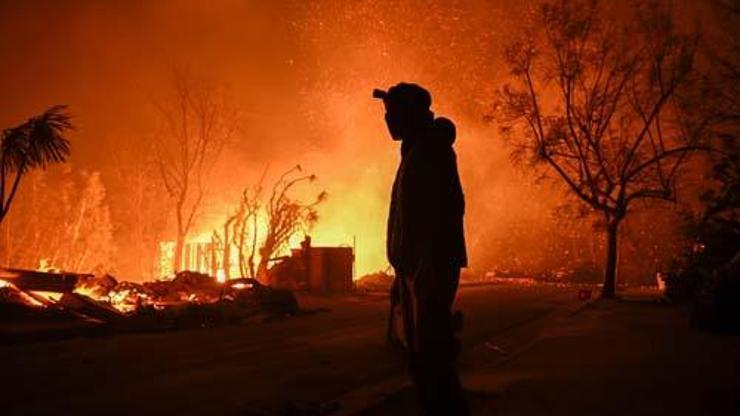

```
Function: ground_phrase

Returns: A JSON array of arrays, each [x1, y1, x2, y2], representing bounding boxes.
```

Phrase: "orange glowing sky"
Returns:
[[0, 0, 712, 280]]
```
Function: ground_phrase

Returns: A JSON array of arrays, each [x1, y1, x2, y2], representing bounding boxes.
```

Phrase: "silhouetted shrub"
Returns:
[[689, 260, 740, 333]]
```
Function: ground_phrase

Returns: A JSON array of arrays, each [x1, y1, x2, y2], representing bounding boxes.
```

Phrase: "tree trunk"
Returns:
[[236, 220, 247, 278], [173, 231, 184, 274], [172, 199, 186, 274], [223, 243, 231, 279], [255, 236, 274, 284], [223, 224, 231, 280], [0, 164, 25, 225], [256, 257, 269, 284], [248, 215, 258, 278], [602, 219, 621, 298]]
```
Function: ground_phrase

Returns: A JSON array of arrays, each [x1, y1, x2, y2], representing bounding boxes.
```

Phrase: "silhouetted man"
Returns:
[[375, 83, 468, 415]]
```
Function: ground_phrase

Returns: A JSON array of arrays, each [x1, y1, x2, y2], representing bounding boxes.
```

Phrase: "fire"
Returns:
[[28, 291, 63, 303], [231, 282, 251, 290], [159, 190, 383, 282], [0, 278, 49, 308], [37, 259, 60, 273], [79, 285, 154, 314]]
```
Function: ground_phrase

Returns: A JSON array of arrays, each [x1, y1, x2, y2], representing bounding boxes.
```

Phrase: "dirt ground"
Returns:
[[362, 293, 740, 416], [2, 283, 575, 415]]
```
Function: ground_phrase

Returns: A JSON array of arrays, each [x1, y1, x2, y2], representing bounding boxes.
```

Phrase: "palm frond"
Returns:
[[1, 127, 29, 172], [1, 105, 72, 172]]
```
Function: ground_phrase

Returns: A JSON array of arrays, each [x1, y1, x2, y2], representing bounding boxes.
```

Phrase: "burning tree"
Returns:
[[258, 166, 327, 282], [213, 179, 263, 280], [107, 137, 168, 280], [154, 73, 236, 273], [234, 183, 263, 279], [1, 105, 72, 225], [2, 168, 115, 273], [496, 1, 715, 297], [211, 166, 326, 283]]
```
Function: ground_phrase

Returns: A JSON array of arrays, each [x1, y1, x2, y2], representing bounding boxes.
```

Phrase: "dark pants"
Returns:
[[397, 261, 468, 416]]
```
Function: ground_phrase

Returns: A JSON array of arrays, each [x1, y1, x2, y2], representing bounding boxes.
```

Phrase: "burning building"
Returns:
[[159, 236, 354, 294], [269, 236, 355, 294]]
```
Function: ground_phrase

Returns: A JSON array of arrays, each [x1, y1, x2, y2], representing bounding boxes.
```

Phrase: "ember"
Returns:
[[0, 1, 737, 415], [0, 267, 300, 331]]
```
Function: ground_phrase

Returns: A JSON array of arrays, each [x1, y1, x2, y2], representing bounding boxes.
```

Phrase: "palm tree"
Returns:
[[1, 105, 72, 224]]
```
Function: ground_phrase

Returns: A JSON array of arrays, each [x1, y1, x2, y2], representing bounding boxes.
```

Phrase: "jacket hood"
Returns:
[[433, 117, 456, 146]]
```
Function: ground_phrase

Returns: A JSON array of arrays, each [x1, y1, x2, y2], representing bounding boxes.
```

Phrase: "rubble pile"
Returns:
[[355, 271, 394, 292], [0, 268, 300, 334]]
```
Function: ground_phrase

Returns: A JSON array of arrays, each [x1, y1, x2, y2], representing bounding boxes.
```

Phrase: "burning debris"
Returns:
[[0, 235, 356, 342], [0, 268, 300, 337], [268, 237, 354, 294], [355, 271, 394, 293]]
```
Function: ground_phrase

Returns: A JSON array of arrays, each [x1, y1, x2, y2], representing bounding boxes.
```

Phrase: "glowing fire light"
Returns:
[[29, 291, 63, 303], [37, 258, 61, 273], [0, 278, 49, 308], [231, 282, 252, 290]]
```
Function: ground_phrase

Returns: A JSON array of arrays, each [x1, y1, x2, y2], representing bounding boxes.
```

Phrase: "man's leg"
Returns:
[[387, 276, 404, 348], [410, 263, 468, 416]]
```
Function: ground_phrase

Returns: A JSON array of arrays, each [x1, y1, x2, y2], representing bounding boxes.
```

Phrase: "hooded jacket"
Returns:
[[387, 117, 467, 273]]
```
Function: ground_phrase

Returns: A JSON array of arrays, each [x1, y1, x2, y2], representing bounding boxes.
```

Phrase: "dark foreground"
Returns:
[[3, 284, 571, 415], [4, 284, 738, 415], [364, 291, 740, 416]]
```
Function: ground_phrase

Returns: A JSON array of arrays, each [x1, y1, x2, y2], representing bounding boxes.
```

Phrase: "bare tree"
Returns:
[[213, 210, 239, 280], [496, 0, 715, 297], [234, 181, 265, 279], [710, 0, 740, 111], [208, 172, 264, 280], [155, 73, 235, 273], [210, 166, 324, 283], [257, 165, 327, 280], [257, 166, 327, 283]]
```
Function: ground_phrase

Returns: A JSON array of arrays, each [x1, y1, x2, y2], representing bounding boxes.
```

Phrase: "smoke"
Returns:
[[0, 0, 706, 280]]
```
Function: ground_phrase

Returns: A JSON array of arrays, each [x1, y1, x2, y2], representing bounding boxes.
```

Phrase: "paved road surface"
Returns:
[[3, 283, 576, 415]]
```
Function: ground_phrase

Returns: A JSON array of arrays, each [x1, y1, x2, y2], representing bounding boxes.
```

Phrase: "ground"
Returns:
[[362, 290, 740, 416], [3, 283, 738, 415], [2, 284, 569, 415], [469, 298, 740, 416]]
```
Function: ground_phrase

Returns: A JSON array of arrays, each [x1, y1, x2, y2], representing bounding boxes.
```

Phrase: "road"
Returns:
[[2, 283, 576, 415]]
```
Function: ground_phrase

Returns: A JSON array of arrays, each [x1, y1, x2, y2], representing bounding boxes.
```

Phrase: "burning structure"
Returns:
[[0, 234, 352, 333], [0, 266, 300, 332], [159, 235, 354, 294], [269, 236, 354, 294]]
